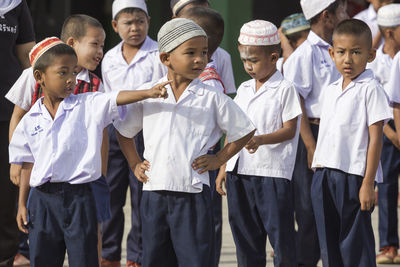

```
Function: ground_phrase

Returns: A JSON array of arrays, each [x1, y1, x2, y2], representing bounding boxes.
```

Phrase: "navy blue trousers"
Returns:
[[208, 145, 223, 264], [28, 183, 98, 267], [292, 123, 320, 266], [141, 187, 215, 267], [378, 122, 400, 249], [226, 170, 297, 267], [102, 125, 143, 263], [311, 168, 376, 267]]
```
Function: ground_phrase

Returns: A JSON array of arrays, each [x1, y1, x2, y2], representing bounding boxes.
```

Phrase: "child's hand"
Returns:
[[245, 136, 262, 154], [148, 80, 172, 99], [16, 205, 28, 234], [359, 182, 375, 211], [192, 154, 223, 174], [216, 171, 227, 196], [134, 160, 150, 183], [10, 163, 22, 186]]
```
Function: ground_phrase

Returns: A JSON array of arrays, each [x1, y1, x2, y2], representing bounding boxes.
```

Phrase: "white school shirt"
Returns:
[[386, 51, 400, 104], [226, 71, 302, 179], [311, 70, 392, 182], [101, 37, 167, 93], [283, 31, 341, 118], [9, 91, 125, 187], [114, 76, 255, 193], [354, 4, 379, 39], [211, 47, 236, 94], [367, 44, 392, 95], [5, 67, 104, 111]]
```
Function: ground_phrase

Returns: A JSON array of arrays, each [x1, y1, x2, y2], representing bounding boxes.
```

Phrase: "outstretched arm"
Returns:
[[116, 81, 171, 106]]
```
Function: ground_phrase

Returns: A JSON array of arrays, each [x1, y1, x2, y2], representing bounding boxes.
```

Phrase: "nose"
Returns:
[[194, 55, 205, 65], [245, 61, 252, 71], [344, 52, 352, 64]]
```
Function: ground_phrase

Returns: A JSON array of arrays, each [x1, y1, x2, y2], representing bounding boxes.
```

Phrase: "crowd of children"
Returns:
[[3, 0, 400, 266]]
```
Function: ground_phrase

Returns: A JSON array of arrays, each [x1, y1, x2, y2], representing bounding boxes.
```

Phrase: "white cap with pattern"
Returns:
[[112, 0, 148, 19], [238, 20, 280, 46]]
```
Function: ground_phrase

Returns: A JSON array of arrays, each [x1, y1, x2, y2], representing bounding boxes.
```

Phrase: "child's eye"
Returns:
[[72, 71, 78, 76], [352, 51, 361, 55], [59, 71, 66, 76], [202, 51, 207, 55]]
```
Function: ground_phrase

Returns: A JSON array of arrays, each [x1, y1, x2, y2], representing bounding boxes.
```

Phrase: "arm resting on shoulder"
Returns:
[[15, 42, 35, 69]]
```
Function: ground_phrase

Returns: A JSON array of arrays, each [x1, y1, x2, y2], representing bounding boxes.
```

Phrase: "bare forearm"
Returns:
[[364, 122, 383, 185], [116, 90, 151, 106], [116, 130, 142, 169], [101, 128, 109, 177], [19, 163, 33, 207], [299, 98, 316, 150], [216, 130, 255, 164], [258, 118, 298, 145], [16, 42, 35, 69], [393, 103, 400, 142]]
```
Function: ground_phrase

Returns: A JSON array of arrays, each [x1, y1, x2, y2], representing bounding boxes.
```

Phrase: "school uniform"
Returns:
[[225, 71, 301, 267], [354, 4, 379, 39], [283, 30, 341, 266], [311, 69, 392, 267], [9, 91, 126, 267], [101, 36, 167, 264], [368, 46, 400, 250], [211, 47, 236, 94], [114, 76, 255, 267]]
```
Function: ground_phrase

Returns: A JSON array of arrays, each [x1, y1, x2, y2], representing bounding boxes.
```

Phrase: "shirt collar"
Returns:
[[243, 70, 283, 93], [29, 95, 80, 118], [308, 30, 331, 48], [333, 69, 375, 87], [117, 36, 158, 66], [76, 68, 90, 83]]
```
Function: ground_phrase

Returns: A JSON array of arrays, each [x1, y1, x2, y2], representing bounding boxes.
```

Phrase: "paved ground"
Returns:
[[63, 193, 400, 266]]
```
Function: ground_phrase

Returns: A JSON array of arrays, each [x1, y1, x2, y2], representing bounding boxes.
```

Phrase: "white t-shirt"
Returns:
[[226, 71, 302, 180], [283, 31, 341, 118], [5, 67, 103, 111], [386, 51, 400, 104], [101, 36, 167, 93], [367, 44, 393, 95], [114, 76, 255, 193], [312, 70, 392, 182]]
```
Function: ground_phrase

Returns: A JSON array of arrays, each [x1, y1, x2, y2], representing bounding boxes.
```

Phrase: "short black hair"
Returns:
[[265, 44, 281, 55], [181, 7, 224, 55], [309, 0, 344, 25], [285, 29, 310, 44], [114, 7, 148, 21], [333, 19, 372, 48], [60, 14, 103, 42], [34, 44, 77, 72]]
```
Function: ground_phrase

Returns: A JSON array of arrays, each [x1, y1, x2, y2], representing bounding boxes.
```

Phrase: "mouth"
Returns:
[[93, 57, 101, 65], [129, 35, 142, 40], [343, 67, 352, 74], [66, 87, 73, 93]]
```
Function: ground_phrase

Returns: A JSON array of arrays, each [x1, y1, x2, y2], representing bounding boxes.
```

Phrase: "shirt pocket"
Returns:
[[187, 106, 212, 137]]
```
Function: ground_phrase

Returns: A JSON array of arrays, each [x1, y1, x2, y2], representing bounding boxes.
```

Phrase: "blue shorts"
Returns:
[[90, 175, 111, 222]]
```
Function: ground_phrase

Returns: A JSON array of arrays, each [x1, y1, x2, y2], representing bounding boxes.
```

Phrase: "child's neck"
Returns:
[[383, 41, 400, 59], [255, 68, 277, 91], [122, 41, 144, 64], [42, 94, 63, 120], [167, 72, 193, 102]]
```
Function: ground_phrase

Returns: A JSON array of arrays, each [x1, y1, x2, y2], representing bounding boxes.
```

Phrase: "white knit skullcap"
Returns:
[[112, 0, 148, 19], [377, 4, 400, 27], [157, 18, 207, 53], [238, 20, 280, 46], [300, 0, 335, 20]]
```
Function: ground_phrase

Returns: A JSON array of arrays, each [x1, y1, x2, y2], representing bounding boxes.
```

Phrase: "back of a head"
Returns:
[[60, 14, 103, 42], [333, 19, 372, 48], [301, 0, 343, 25], [281, 13, 310, 43], [170, 0, 209, 17], [180, 6, 224, 55]]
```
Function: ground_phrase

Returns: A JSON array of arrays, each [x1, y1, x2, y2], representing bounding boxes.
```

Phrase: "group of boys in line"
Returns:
[[6, 0, 400, 266]]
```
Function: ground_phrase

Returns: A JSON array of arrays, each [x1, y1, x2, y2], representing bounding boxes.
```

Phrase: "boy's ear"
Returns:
[[328, 46, 335, 61], [111, 20, 119, 33], [159, 52, 170, 67], [367, 48, 376, 63], [65, 37, 76, 48], [270, 52, 279, 64], [33, 69, 44, 84]]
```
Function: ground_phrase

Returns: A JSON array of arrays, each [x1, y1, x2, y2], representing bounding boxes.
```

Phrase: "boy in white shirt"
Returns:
[[100, 1, 167, 266], [10, 37, 169, 267], [216, 20, 302, 267], [311, 19, 391, 266], [367, 4, 400, 264], [114, 18, 255, 267], [171, 0, 237, 94], [283, 1, 348, 265]]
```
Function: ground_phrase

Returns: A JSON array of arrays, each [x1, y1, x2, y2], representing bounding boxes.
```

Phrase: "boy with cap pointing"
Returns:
[[283, 0, 348, 266], [114, 18, 255, 267]]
